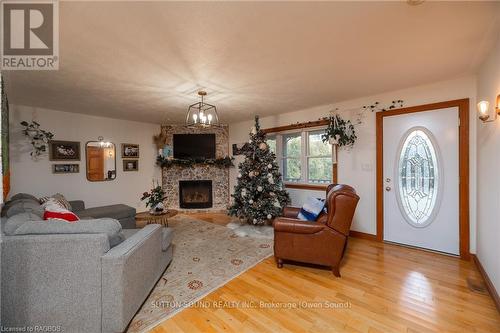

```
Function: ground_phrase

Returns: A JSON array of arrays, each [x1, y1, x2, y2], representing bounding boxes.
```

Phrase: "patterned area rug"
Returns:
[[127, 215, 274, 332]]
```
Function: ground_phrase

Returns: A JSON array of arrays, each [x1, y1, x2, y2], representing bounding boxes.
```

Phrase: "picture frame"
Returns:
[[123, 159, 139, 172], [122, 143, 139, 158], [49, 140, 81, 161], [52, 164, 79, 174]]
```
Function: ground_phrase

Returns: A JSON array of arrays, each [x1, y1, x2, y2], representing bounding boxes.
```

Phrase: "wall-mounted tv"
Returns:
[[173, 134, 216, 159]]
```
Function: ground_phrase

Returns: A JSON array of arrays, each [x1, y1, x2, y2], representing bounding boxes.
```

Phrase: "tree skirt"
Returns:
[[127, 215, 274, 332], [226, 221, 274, 239]]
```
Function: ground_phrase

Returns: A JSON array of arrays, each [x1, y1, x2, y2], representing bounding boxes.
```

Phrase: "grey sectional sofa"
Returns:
[[2, 193, 137, 229], [1, 194, 174, 333]]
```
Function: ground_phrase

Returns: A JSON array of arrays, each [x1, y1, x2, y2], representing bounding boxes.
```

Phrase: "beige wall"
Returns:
[[9, 105, 161, 210], [229, 76, 477, 252], [476, 31, 500, 293]]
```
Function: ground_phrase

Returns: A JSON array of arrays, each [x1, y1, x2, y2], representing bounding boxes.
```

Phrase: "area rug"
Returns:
[[127, 215, 274, 333]]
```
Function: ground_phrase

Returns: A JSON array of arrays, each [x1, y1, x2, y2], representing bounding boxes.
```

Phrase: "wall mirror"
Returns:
[[86, 141, 116, 181]]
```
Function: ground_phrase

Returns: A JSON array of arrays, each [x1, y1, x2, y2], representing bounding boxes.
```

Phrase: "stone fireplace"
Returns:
[[179, 180, 213, 209], [161, 125, 230, 212]]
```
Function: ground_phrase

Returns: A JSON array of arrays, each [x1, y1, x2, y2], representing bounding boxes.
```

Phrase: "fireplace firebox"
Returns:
[[179, 180, 213, 209]]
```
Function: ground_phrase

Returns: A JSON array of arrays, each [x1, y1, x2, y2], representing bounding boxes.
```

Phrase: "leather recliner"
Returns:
[[273, 184, 360, 277]]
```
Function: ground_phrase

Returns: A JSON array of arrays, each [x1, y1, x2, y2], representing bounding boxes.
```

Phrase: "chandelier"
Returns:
[[185, 91, 220, 127]]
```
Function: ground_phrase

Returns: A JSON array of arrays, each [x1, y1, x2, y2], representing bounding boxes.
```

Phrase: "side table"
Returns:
[[135, 209, 178, 228]]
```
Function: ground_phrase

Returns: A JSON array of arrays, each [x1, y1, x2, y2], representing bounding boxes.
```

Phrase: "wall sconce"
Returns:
[[477, 94, 500, 123]]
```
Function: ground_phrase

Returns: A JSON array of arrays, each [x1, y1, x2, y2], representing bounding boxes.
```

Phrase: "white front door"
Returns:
[[383, 107, 459, 255]]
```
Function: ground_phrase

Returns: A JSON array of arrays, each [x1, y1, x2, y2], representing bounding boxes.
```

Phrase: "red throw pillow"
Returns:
[[43, 210, 79, 223]]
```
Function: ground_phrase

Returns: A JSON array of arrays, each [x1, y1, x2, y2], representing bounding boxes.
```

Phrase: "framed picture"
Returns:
[[122, 143, 139, 158], [123, 159, 138, 172], [52, 164, 79, 174], [49, 140, 81, 161]]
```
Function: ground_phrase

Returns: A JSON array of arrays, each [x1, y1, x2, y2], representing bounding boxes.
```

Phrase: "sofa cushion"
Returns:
[[5, 199, 44, 218], [76, 204, 136, 220], [4, 214, 125, 247], [3, 212, 41, 235]]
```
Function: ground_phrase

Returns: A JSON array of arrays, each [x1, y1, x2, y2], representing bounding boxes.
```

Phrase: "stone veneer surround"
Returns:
[[161, 125, 230, 211]]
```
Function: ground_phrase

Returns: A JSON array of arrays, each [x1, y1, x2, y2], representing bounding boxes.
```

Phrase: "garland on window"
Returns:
[[321, 114, 357, 149], [156, 155, 234, 168]]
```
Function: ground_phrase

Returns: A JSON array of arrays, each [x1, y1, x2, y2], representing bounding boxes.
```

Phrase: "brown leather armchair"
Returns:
[[273, 184, 360, 277]]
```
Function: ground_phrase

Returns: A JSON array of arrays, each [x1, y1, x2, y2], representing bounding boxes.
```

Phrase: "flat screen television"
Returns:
[[173, 134, 216, 159]]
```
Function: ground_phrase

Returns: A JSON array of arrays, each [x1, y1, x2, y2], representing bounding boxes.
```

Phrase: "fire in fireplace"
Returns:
[[179, 180, 213, 209]]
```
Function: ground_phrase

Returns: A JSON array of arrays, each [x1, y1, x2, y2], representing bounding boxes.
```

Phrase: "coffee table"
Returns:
[[135, 209, 178, 228]]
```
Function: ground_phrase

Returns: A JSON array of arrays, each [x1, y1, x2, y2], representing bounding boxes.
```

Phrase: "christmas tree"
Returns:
[[229, 116, 290, 225]]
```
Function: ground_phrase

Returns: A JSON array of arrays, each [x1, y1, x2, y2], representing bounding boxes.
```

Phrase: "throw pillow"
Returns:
[[39, 193, 72, 211], [297, 196, 326, 221], [43, 200, 79, 223], [5, 199, 44, 218]]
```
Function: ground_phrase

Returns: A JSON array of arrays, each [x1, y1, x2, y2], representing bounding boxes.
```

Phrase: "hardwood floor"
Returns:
[[150, 214, 500, 333]]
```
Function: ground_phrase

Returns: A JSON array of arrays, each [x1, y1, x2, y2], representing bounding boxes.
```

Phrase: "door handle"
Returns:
[[385, 186, 391, 192]]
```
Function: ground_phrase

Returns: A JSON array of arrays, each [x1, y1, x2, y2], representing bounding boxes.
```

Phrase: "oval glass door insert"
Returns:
[[397, 127, 440, 227]]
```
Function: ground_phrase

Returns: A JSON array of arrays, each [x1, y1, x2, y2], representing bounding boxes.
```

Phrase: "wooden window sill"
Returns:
[[285, 183, 328, 191]]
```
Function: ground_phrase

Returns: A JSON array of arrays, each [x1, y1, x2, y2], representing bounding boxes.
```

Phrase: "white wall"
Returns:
[[9, 105, 161, 210], [229, 76, 477, 252], [476, 31, 500, 293]]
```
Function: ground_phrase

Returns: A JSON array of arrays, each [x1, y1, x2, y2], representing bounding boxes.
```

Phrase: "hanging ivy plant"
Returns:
[[20, 121, 54, 159], [321, 114, 357, 148]]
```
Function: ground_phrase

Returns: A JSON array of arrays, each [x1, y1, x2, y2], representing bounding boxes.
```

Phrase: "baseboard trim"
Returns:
[[349, 231, 377, 241], [472, 254, 500, 313]]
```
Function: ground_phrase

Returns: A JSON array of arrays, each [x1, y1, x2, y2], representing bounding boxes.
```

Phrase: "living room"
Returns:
[[1, 1, 500, 332]]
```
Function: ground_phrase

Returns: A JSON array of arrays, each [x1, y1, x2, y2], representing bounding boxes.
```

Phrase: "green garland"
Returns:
[[157, 155, 234, 168]]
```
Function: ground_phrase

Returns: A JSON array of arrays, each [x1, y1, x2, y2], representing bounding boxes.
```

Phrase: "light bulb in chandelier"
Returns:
[[185, 91, 220, 127]]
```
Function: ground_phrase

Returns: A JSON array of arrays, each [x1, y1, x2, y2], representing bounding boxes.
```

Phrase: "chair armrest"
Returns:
[[273, 217, 325, 234], [69, 200, 85, 212], [283, 206, 301, 218]]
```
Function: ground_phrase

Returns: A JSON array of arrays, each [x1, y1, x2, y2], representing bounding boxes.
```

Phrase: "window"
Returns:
[[283, 133, 302, 182], [268, 127, 333, 185], [266, 136, 276, 154], [307, 131, 332, 183], [397, 128, 439, 227]]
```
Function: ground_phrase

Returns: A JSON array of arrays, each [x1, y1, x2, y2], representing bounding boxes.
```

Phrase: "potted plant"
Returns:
[[141, 181, 167, 215]]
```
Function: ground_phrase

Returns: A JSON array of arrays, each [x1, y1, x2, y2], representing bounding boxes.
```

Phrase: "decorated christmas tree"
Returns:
[[229, 116, 290, 225]]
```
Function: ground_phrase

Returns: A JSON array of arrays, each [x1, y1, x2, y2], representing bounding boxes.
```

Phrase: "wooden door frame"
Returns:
[[376, 99, 470, 260]]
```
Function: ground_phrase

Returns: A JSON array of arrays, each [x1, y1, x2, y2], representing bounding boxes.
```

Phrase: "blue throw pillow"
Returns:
[[298, 197, 326, 221]]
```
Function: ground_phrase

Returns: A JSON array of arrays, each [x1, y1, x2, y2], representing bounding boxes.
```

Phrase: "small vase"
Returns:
[[150, 202, 165, 215]]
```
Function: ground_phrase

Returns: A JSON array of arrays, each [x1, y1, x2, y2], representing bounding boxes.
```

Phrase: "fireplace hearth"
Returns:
[[179, 180, 213, 209]]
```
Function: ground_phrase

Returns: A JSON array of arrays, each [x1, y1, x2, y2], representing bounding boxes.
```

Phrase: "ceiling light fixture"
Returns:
[[185, 91, 220, 128]]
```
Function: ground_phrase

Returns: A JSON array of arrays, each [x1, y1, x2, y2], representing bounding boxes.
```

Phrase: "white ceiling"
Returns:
[[4, 1, 500, 124]]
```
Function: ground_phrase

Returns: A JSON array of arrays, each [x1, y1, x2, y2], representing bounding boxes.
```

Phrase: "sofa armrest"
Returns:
[[283, 206, 301, 218], [2, 234, 109, 332], [69, 200, 85, 212], [101, 224, 169, 333], [273, 217, 325, 234]]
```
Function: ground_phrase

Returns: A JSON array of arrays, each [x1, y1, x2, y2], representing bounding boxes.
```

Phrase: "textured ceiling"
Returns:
[[4, 1, 500, 124]]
